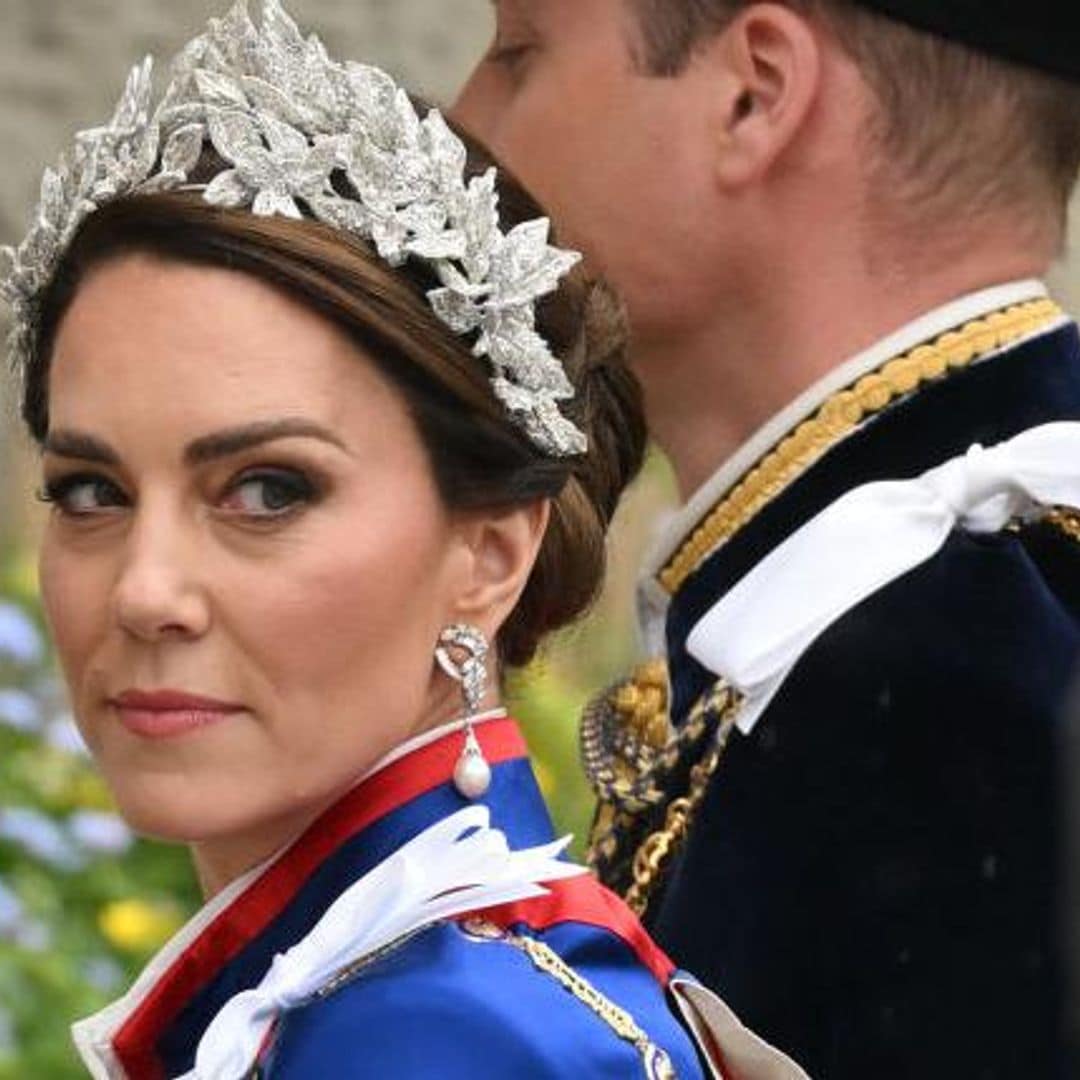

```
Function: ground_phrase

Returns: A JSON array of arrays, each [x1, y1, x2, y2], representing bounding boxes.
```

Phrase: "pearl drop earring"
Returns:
[[434, 624, 492, 800]]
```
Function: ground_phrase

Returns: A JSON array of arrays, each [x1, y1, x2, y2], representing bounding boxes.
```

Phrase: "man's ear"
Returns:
[[446, 500, 551, 641], [710, 3, 822, 188]]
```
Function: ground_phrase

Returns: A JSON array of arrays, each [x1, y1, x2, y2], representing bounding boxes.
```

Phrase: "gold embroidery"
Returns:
[[658, 298, 1065, 594], [461, 920, 677, 1079]]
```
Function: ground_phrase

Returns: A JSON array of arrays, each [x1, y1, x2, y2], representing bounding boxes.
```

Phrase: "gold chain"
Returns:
[[659, 298, 1065, 594], [624, 687, 742, 917], [461, 921, 678, 1079]]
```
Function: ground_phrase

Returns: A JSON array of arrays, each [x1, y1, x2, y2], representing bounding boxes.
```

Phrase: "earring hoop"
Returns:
[[436, 623, 492, 799]]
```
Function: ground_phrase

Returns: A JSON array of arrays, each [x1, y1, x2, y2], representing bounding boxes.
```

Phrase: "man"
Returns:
[[456, 2, 1080, 1077]]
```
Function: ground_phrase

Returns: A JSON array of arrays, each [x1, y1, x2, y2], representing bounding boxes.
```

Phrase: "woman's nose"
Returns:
[[110, 511, 211, 643]]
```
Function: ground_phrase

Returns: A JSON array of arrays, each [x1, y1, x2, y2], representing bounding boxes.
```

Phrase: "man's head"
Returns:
[[630, 2, 1080, 236], [456, 1, 1080, 335]]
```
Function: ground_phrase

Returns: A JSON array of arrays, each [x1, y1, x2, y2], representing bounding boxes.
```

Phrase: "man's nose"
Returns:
[[110, 510, 211, 644]]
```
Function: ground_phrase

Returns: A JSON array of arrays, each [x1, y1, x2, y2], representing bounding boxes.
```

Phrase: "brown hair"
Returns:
[[629, 0, 1080, 232], [23, 131, 646, 669]]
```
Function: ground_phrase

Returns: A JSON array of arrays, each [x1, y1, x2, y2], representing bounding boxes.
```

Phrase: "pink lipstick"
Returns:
[[110, 689, 246, 739]]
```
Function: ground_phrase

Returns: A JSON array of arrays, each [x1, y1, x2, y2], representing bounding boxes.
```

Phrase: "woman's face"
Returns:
[[39, 254, 474, 877]]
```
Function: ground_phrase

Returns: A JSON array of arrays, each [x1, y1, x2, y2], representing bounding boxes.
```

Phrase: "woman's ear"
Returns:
[[446, 500, 550, 640], [710, 3, 823, 188]]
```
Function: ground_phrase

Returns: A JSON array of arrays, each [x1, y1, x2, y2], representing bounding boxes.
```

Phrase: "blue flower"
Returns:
[[81, 956, 125, 993], [0, 688, 43, 733], [0, 808, 84, 871], [0, 603, 42, 666], [69, 811, 134, 856]]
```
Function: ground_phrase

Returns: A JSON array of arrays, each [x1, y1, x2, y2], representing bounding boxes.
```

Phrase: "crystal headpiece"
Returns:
[[0, 0, 587, 457]]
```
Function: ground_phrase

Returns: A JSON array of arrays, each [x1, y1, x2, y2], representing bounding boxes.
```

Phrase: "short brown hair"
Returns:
[[629, 0, 1080, 231], [24, 130, 646, 669]]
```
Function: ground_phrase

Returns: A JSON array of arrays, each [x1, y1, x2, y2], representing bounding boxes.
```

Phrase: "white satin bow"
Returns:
[[687, 421, 1080, 735], [176, 806, 585, 1080]]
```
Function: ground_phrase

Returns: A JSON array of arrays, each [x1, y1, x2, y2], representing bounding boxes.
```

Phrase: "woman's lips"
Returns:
[[109, 689, 246, 739]]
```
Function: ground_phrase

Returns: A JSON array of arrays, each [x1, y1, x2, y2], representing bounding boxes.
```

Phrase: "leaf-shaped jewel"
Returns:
[[345, 62, 398, 113], [428, 288, 483, 335], [0, 247, 20, 304], [405, 229, 467, 262], [457, 169, 500, 284], [259, 113, 308, 165], [489, 376, 537, 414], [307, 194, 370, 235], [370, 215, 409, 266], [194, 68, 250, 110], [37, 169, 66, 231], [160, 123, 206, 176], [435, 262, 490, 301], [241, 75, 308, 129], [252, 188, 301, 219], [203, 168, 251, 208], [206, 108, 264, 167], [421, 111, 467, 192], [109, 58, 154, 134], [492, 220, 581, 307], [263, 0, 308, 60]]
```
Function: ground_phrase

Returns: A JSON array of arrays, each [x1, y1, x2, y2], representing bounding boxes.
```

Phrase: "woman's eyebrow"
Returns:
[[42, 420, 350, 466], [42, 430, 119, 464], [183, 419, 351, 465]]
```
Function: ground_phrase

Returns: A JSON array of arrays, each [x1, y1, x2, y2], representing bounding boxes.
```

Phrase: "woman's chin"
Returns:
[[103, 773, 265, 846]]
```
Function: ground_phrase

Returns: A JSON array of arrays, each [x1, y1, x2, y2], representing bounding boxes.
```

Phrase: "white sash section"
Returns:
[[687, 422, 1080, 736], [176, 806, 585, 1080]]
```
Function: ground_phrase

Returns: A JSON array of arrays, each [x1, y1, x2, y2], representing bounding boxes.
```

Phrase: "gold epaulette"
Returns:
[[583, 662, 742, 917]]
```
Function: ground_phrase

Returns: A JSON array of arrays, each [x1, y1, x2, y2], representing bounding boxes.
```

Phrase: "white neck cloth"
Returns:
[[687, 422, 1080, 735]]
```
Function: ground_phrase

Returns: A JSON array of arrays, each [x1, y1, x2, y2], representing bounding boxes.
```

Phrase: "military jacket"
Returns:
[[590, 282, 1080, 1078]]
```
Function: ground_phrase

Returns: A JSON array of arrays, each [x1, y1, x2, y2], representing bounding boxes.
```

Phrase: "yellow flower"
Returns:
[[99, 899, 182, 953]]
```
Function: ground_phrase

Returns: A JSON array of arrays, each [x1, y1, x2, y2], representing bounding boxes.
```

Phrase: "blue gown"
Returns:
[[73, 717, 761, 1078]]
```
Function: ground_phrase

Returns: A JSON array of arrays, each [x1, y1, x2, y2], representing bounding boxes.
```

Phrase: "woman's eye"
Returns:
[[38, 474, 127, 515], [219, 470, 317, 517]]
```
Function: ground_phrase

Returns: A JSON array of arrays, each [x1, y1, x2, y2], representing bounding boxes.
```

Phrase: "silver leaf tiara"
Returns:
[[0, 0, 588, 457]]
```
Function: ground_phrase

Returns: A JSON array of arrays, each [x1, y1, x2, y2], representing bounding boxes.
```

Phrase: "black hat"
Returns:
[[856, 1, 1078, 84]]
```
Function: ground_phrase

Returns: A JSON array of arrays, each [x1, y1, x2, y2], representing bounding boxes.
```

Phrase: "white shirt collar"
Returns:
[[636, 279, 1060, 650]]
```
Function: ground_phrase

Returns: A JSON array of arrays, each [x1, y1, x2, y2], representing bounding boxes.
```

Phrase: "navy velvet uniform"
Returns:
[[591, 290, 1080, 1079], [72, 718, 713, 1079]]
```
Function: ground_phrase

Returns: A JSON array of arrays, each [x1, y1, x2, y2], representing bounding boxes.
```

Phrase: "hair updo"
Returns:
[[21, 119, 647, 668]]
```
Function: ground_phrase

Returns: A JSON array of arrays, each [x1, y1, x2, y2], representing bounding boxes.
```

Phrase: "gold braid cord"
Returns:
[[1043, 507, 1080, 543], [461, 920, 678, 1079], [658, 298, 1065, 594], [583, 666, 743, 917]]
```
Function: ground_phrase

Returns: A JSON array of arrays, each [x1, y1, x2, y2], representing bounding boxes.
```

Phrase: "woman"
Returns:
[[1, 2, 807, 1077]]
